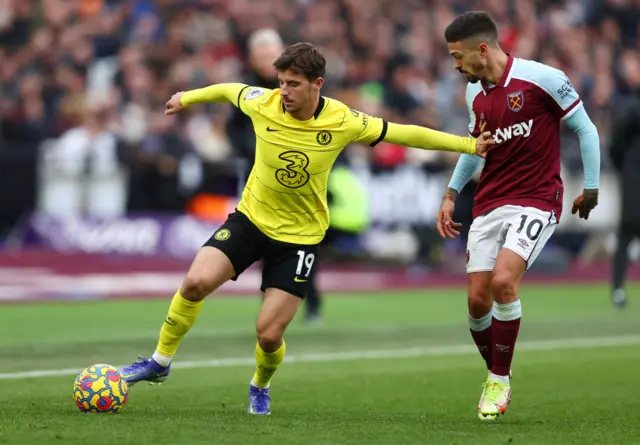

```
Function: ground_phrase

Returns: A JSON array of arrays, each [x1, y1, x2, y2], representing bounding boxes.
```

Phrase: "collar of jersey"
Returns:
[[481, 53, 515, 94], [280, 96, 326, 121]]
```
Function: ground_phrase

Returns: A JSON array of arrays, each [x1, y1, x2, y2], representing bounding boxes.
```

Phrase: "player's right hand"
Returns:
[[165, 92, 186, 115], [436, 195, 462, 239], [571, 188, 599, 220], [474, 121, 494, 158]]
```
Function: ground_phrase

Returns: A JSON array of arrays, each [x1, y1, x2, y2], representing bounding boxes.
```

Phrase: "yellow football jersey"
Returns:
[[234, 86, 386, 245]]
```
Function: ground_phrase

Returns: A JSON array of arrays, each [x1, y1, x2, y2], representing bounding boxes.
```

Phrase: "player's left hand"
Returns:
[[474, 122, 494, 159], [571, 189, 599, 220]]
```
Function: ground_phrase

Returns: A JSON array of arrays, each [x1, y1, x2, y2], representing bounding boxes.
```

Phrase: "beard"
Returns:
[[466, 75, 480, 84], [458, 64, 483, 84], [458, 69, 479, 83]]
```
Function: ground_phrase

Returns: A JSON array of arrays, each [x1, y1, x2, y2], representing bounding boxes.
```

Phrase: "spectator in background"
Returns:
[[127, 110, 202, 213], [39, 96, 127, 218], [226, 28, 283, 170], [609, 49, 640, 308]]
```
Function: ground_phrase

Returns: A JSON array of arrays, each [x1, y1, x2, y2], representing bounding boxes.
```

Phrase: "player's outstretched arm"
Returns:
[[165, 83, 248, 115], [382, 122, 494, 157]]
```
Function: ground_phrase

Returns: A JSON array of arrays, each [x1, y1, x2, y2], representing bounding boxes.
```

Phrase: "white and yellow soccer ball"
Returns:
[[73, 364, 129, 413]]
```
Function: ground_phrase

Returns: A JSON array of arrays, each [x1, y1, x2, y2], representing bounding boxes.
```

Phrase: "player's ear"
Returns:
[[313, 77, 324, 91], [478, 43, 489, 58]]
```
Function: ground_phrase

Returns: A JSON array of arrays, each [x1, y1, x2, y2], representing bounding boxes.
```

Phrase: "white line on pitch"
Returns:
[[0, 334, 638, 380]]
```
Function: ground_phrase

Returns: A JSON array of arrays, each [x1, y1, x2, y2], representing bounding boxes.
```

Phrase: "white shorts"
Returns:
[[466, 205, 558, 273]]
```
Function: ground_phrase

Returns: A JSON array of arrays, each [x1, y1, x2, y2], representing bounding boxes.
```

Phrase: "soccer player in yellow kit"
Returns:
[[121, 43, 494, 415]]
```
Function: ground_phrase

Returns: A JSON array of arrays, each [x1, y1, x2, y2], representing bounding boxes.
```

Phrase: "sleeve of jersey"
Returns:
[[382, 122, 476, 154], [448, 154, 484, 193], [447, 84, 484, 192], [351, 113, 388, 147], [538, 68, 583, 120], [564, 106, 601, 189], [180, 83, 261, 116], [466, 84, 481, 137], [181, 83, 246, 105]]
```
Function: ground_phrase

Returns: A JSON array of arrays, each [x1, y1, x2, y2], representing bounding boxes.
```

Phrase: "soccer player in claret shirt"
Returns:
[[120, 42, 494, 415], [437, 12, 601, 420]]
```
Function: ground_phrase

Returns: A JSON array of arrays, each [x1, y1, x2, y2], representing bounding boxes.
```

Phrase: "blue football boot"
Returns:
[[120, 356, 170, 387], [247, 384, 271, 415]]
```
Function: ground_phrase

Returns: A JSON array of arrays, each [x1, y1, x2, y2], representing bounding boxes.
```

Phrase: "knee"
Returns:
[[256, 324, 284, 352], [468, 286, 492, 318], [181, 274, 214, 301], [491, 274, 517, 303]]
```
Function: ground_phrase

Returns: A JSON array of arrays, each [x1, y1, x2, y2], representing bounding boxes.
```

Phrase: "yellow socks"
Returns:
[[152, 290, 204, 366], [251, 340, 286, 388], [151, 289, 286, 390]]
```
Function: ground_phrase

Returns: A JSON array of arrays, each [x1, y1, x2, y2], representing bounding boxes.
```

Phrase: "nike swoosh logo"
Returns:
[[266, 127, 279, 132], [294, 277, 307, 283]]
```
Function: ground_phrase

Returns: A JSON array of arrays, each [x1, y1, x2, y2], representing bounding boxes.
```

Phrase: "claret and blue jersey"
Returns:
[[451, 54, 600, 221]]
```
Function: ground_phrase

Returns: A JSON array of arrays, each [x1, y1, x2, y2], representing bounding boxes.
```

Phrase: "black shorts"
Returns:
[[203, 211, 319, 299]]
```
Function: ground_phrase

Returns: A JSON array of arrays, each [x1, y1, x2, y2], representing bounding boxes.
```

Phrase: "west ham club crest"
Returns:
[[507, 91, 524, 112]]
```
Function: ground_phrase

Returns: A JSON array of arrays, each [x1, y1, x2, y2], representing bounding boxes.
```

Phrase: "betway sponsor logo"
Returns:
[[493, 119, 533, 144]]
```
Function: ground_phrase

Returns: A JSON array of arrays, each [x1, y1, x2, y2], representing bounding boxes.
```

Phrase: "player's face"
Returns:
[[447, 41, 488, 84], [278, 70, 323, 114]]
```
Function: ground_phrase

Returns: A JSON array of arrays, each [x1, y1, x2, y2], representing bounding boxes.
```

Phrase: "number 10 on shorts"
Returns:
[[516, 214, 544, 241], [296, 250, 315, 278]]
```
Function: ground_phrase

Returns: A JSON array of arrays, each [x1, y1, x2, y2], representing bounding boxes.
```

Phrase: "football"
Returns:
[[73, 364, 129, 413]]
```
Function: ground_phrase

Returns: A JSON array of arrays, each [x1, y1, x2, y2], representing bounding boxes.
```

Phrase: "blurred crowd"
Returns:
[[0, 0, 639, 221]]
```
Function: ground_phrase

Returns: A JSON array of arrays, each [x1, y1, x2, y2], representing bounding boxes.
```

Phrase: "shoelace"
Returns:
[[251, 389, 271, 411], [125, 356, 150, 371], [484, 382, 505, 404]]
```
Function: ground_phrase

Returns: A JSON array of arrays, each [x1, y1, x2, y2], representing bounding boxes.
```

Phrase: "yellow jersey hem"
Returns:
[[235, 208, 324, 246]]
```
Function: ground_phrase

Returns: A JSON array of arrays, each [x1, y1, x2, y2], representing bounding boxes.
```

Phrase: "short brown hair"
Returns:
[[444, 11, 498, 44], [273, 42, 326, 80]]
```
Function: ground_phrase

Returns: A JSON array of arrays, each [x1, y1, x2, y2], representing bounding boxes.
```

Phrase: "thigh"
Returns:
[[466, 210, 508, 273], [493, 248, 528, 292], [256, 288, 302, 338], [184, 246, 237, 294], [203, 211, 264, 279], [261, 242, 319, 299], [503, 207, 557, 270]]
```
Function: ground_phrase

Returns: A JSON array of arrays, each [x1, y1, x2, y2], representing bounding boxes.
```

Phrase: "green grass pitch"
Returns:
[[0, 284, 639, 444]]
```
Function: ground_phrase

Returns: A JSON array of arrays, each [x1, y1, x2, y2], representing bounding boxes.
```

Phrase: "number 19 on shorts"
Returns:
[[296, 250, 315, 278]]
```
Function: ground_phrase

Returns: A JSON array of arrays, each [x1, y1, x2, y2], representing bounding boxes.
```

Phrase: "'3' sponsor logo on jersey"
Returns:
[[275, 151, 310, 188]]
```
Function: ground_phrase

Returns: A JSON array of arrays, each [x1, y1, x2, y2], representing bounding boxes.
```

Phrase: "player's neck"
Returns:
[[484, 51, 509, 86], [289, 95, 320, 121]]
